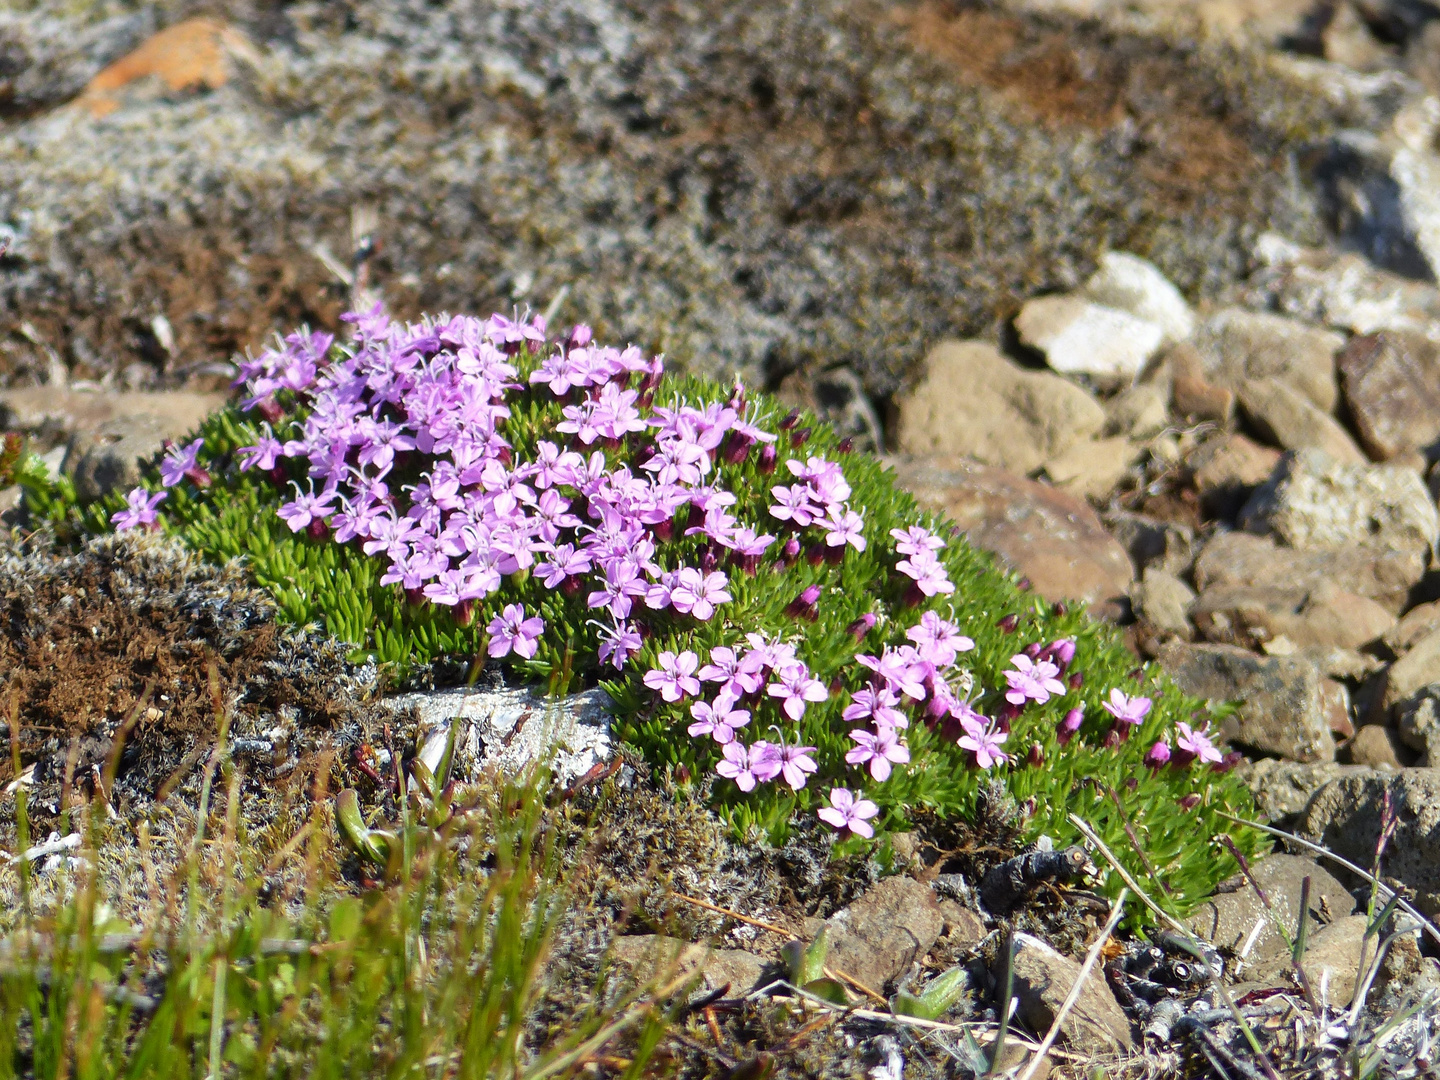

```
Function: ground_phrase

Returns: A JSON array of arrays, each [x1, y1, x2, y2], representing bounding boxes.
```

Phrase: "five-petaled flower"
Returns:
[[1004, 653, 1066, 706], [486, 603, 544, 659], [817, 787, 880, 838], [1101, 688, 1153, 727], [643, 650, 701, 702], [112, 487, 167, 531]]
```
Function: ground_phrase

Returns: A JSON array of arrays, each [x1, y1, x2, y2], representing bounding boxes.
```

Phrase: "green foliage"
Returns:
[[15, 348, 1263, 922]]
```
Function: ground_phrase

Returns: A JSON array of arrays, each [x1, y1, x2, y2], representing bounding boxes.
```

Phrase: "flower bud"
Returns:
[[1178, 793, 1202, 811], [779, 408, 801, 431], [568, 324, 593, 349], [783, 537, 801, 559], [1068, 671, 1084, 690], [1212, 751, 1244, 775], [806, 543, 826, 566], [786, 584, 822, 621], [1051, 601, 1068, 617], [1016, 577, 1032, 592], [836, 436, 855, 454], [1048, 638, 1076, 670], [1145, 741, 1172, 769], [405, 587, 426, 607], [1023, 642, 1043, 659], [1061, 707, 1084, 734], [454, 600, 475, 628], [1026, 742, 1044, 768], [996, 613, 1019, 633], [758, 443, 778, 474], [652, 518, 674, 543], [256, 397, 284, 425], [722, 432, 754, 465], [790, 426, 812, 448], [846, 613, 877, 641], [307, 518, 329, 541]]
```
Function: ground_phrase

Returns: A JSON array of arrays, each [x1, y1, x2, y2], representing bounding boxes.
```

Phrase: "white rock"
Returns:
[[383, 685, 613, 787], [1391, 96, 1440, 283], [1081, 251, 1196, 347], [1016, 296, 1165, 379]]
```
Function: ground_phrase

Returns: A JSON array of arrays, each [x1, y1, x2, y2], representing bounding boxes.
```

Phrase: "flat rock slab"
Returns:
[[1186, 853, 1355, 962], [891, 457, 1132, 613], [608, 934, 767, 995], [1003, 932, 1133, 1055], [382, 686, 612, 787], [823, 876, 945, 994], [1298, 767, 1440, 916]]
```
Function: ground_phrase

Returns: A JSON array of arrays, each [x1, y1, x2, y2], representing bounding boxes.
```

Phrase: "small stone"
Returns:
[[1323, 1, 1391, 70], [1377, 627, 1440, 720], [608, 934, 766, 995], [1042, 436, 1138, 501], [1385, 599, 1440, 656], [1134, 567, 1195, 640], [1157, 642, 1336, 762], [1185, 432, 1283, 521], [76, 18, 251, 119], [936, 900, 986, 950], [1338, 330, 1440, 462], [894, 341, 1105, 473], [1168, 343, 1235, 422], [1195, 308, 1344, 413], [1299, 768, 1440, 915], [1240, 448, 1438, 557], [1003, 932, 1133, 1055], [1080, 251, 1196, 347], [1236, 759, 1365, 821], [1237, 378, 1366, 463], [1190, 581, 1395, 651], [1103, 383, 1169, 440], [1194, 530, 1424, 615], [1103, 510, 1196, 576], [1342, 724, 1410, 769], [1016, 295, 1165, 380], [824, 876, 946, 993], [1187, 853, 1356, 961], [891, 457, 1133, 613], [1396, 692, 1440, 765], [1255, 239, 1440, 338]]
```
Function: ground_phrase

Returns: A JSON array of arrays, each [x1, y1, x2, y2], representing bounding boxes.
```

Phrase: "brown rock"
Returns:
[[1338, 330, 1440, 462], [1321, 677, 1355, 739], [1194, 531, 1425, 615], [1247, 915, 1373, 1007], [891, 457, 1133, 612], [1103, 384, 1168, 439], [893, 341, 1105, 474], [1134, 567, 1195, 640], [1237, 378, 1366, 463], [1187, 853, 1356, 961], [1004, 932, 1133, 1055], [1385, 599, 1440, 656], [1103, 510, 1196, 576], [1342, 724, 1410, 769], [937, 900, 987, 950], [1157, 642, 1336, 762], [1190, 582, 1395, 651], [824, 876, 945, 993], [1376, 627, 1440, 719], [1042, 436, 1138, 501], [608, 935, 767, 994], [1299, 768, 1440, 915], [1169, 344, 1235, 422], [1196, 308, 1344, 412], [1185, 432, 1282, 521], [0, 387, 226, 439]]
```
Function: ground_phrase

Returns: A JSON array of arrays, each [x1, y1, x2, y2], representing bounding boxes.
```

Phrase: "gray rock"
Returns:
[[1396, 691, 1440, 765], [1157, 642, 1336, 762], [1247, 914, 1372, 1008], [1237, 378, 1367, 463], [1238, 448, 1438, 558], [1187, 853, 1356, 962], [1134, 568, 1195, 640], [1103, 510, 1195, 577], [1196, 308, 1344, 412], [1194, 529, 1424, 615], [1016, 296, 1165, 381], [1391, 96, 1440, 284], [1003, 932, 1133, 1055], [1298, 768, 1440, 915], [1342, 724, 1411, 770], [382, 685, 612, 788], [1080, 251, 1196, 348], [894, 341, 1105, 474], [1103, 383, 1169, 440], [1338, 330, 1440, 462], [1190, 581, 1395, 652], [891, 456, 1133, 614], [936, 901, 987, 951], [824, 876, 945, 993], [1237, 758, 1367, 821], [607, 934, 767, 995], [1376, 628, 1440, 721]]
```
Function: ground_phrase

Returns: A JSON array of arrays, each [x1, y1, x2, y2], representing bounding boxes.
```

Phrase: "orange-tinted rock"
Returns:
[[78, 18, 252, 118]]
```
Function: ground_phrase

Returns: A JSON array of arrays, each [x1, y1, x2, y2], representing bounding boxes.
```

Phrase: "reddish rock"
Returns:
[[1184, 433, 1282, 521], [1342, 724, 1410, 769], [1338, 330, 1440, 462], [77, 18, 254, 119], [891, 457, 1133, 614], [1385, 599, 1440, 656], [824, 876, 945, 993]]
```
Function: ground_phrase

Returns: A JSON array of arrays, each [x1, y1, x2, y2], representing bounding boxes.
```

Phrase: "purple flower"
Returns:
[[1101, 688, 1153, 727], [1057, 705, 1085, 745], [822, 506, 866, 551], [817, 788, 879, 838], [890, 526, 944, 557], [1003, 654, 1066, 706], [277, 485, 337, 534], [1175, 721, 1223, 765], [856, 649, 927, 701], [598, 621, 642, 670], [486, 603, 544, 659], [112, 487, 167, 531], [956, 711, 1009, 769], [895, 549, 954, 596], [717, 740, 776, 792], [766, 661, 828, 721], [643, 650, 701, 702], [687, 695, 751, 744], [159, 438, 206, 488], [773, 739, 819, 790], [846, 727, 910, 782], [668, 567, 732, 620], [238, 433, 287, 472], [905, 611, 974, 668], [842, 686, 908, 730], [1145, 740, 1172, 769], [768, 484, 821, 527]]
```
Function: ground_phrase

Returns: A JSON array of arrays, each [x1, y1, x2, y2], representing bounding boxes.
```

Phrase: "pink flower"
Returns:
[[1003, 654, 1066, 706], [112, 487, 167, 531], [1175, 721, 1223, 765], [817, 788, 880, 838], [717, 740, 776, 792], [890, 526, 944, 557], [895, 550, 954, 596], [822, 505, 866, 551], [486, 603, 544, 659], [1101, 688, 1153, 727], [1144, 740, 1172, 769], [644, 650, 701, 702], [956, 709, 1009, 769], [668, 567, 732, 620], [687, 694, 751, 744], [774, 741, 819, 790], [905, 611, 974, 668], [842, 686, 908, 730], [159, 438, 206, 488], [846, 727, 910, 782], [766, 661, 828, 721], [598, 621, 642, 670]]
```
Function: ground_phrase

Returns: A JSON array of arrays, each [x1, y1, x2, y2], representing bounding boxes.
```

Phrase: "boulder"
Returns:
[[1338, 330, 1440, 462], [1157, 642, 1336, 762], [1015, 296, 1165, 380], [1298, 768, 1440, 915], [1195, 308, 1344, 412], [894, 341, 1105, 473], [1041, 436, 1138, 501], [1080, 251, 1196, 348], [1237, 379, 1366, 463], [824, 876, 945, 993], [1187, 853, 1356, 961], [1236, 759, 1367, 821], [1003, 932, 1133, 1055], [1247, 915, 1373, 1007], [1194, 530, 1424, 615], [1238, 448, 1438, 558], [890, 457, 1133, 613], [1190, 582, 1395, 652], [608, 934, 767, 995], [1184, 432, 1283, 521]]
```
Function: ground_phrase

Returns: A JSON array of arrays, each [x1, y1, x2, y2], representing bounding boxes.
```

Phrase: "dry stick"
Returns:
[[1015, 888, 1129, 1080], [1067, 814, 1284, 1080], [1217, 813, 1440, 950], [822, 966, 888, 1006]]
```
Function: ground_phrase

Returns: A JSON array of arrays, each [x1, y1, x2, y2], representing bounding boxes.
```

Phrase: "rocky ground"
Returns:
[[5, 0, 1440, 1076]]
